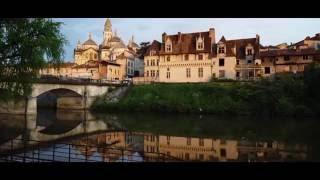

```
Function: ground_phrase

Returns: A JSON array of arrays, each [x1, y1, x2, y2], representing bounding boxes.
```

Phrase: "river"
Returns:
[[0, 109, 319, 162]]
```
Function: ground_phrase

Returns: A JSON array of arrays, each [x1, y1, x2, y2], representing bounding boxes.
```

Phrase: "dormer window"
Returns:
[[150, 50, 156, 56], [165, 39, 172, 52], [197, 42, 204, 50], [218, 46, 225, 54], [196, 34, 204, 50], [166, 44, 171, 52], [246, 44, 254, 56]]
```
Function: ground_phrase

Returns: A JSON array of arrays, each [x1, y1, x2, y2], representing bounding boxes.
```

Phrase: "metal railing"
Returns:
[[0, 138, 182, 162]]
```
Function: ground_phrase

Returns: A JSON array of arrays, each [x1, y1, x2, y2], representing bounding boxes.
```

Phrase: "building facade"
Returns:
[[40, 18, 141, 81], [144, 29, 264, 82], [260, 33, 320, 75]]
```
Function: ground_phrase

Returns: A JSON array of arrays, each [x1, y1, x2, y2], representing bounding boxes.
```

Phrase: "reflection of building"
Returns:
[[143, 133, 308, 162], [145, 134, 238, 161], [70, 131, 308, 162]]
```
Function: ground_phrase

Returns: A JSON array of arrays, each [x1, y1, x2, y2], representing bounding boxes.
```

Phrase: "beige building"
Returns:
[[158, 29, 216, 83], [260, 33, 320, 75], [144, 40, 161, 82], [144, 29, 264, 83], [40, 18, 140, 81]]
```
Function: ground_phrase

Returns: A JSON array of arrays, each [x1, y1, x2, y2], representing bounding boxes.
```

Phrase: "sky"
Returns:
[[54, 18, 320, 61]]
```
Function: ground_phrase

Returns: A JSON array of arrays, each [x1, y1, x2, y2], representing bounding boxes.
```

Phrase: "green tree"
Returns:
[[0, 18, 67, 100], [136, 41, 150, 59]]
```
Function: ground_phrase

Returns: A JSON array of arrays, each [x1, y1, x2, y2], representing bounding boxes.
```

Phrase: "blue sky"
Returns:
[[54, 18, 320, 61]]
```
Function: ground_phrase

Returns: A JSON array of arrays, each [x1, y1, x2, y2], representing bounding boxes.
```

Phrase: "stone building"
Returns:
[[40, 18, 140, 81], [144, 29, 263, 82], [260, 33, 320, 75]]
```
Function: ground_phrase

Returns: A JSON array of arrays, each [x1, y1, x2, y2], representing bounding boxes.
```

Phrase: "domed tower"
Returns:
[[103, 18, 113, 44]]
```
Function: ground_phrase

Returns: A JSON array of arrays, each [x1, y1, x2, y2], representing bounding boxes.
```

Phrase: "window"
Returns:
[[198, 68, 203, 78], [150, 136, 155, 142], [156, 70, 159, 77], [185, 153, 190, 160], [220, 139, 226, 145], [265, 67, 271, 74], [90, 53, 93, 59], [236, 71, 240, 77], [247, 49, 252, 55], [147, 60, 149, 66], [94, 54, 97, 59], [303, 55, 309, 60], [198, 54, 203, 60], [236, 60, 240, 65], [218, 46, 225, 54], [151, 70, 155, 77], [166, 44, 172, 52], [146, 71, 149, 77], [220, 149, 226, 157], [186, 68, 191, 78], [167, 136, 170, 145], [247, 60, 252, 64], [261, 58, 264, 63], [199, 154, 204, 160], [184, 54, 189, 61], [167, 152, 171, 156], [219, 59, 225, 66], [166, 72, 170, 79], [197, 42, 204, 50], [157, 59, 159, 65], [219, 70, 225, 78], [284, 56, 290, 61], [249, 71, 254, 77], [167, 56, 170, 62], [187, 138, 191, 146], [199, 138, 204, 146]]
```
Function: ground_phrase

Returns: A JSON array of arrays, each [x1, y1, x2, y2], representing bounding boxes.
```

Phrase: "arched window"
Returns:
[[90, 53, 93, 60], [94, 54, 97, 59]]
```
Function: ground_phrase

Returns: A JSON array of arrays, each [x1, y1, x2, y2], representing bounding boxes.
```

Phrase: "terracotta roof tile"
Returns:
[[145, 40, 161, 56], [159, 31, 212, 55], [260, 48, 320, 57]]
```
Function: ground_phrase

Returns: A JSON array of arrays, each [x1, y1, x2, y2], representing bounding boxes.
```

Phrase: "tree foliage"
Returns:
[[136, 41, 150, 59], [0, 18, 67, 99]]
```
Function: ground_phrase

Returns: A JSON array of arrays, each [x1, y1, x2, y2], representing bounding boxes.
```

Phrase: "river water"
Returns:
[[0, 109, 319, 162]]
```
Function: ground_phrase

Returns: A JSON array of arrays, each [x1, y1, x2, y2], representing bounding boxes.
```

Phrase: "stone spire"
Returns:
[[89, 32, 92, 39], [104, 18, 112, 32], [77, 40, 81, 49]]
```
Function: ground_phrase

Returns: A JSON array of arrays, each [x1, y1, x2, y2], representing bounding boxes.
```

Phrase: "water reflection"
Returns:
[[0, 110, 318, 162]]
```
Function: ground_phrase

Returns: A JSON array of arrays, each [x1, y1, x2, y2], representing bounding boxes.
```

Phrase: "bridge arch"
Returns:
[[26, 83, 110, 114]]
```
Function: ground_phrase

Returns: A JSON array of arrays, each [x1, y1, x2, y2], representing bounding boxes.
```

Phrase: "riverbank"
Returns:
[[91, 72, 320, 117]]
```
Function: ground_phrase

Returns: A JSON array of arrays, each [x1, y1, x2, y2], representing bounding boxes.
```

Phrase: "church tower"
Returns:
[[103, 18, 113, 43]]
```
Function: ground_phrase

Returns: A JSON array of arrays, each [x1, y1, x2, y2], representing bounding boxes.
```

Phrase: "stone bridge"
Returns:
[[26, 83, 113, 114], [0, 112, 125, 153]]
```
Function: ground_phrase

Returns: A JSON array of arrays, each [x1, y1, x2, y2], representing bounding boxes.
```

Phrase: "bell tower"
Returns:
[[103, 18, 113, 43]]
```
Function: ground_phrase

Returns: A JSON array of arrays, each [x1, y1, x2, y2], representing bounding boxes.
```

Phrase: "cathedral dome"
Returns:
[[110, 36, 121, 42], [131, 42, 139, 48], [83, 33, 98, 47], [111, 41, 126, 48], [83, 39, 97, 46]]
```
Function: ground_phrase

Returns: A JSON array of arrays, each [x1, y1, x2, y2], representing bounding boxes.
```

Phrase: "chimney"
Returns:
[[178, 32, 182, 43], [162, 32, 167, 43], [209, 28, 215, 44], [256, 34, 260, 44]]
